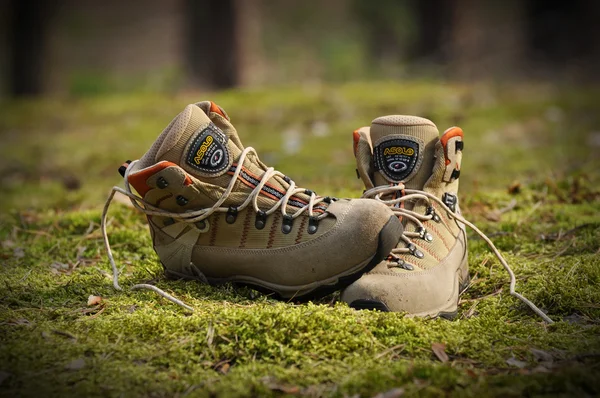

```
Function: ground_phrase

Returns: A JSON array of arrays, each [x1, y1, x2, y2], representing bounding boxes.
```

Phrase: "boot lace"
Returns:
[[362, 184, 554, 324], [101, 146, 329, 311]]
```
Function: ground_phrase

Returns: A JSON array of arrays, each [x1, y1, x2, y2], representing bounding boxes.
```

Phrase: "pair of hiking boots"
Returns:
[[102, 101, 551, 322]]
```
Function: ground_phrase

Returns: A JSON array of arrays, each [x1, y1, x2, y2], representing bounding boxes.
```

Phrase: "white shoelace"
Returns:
[[363, 184, 554, 324], [101, 147, 328, 312]]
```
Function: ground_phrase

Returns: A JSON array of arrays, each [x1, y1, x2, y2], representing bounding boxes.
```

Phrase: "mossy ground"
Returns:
[[1, 82, 599, 397]]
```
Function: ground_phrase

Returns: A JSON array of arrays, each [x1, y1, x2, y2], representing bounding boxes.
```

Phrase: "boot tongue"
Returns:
[[370, 115, 440, 190]]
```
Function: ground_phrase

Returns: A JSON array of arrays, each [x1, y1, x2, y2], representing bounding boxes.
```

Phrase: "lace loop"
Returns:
[[102, 146, 329, 311], [363, 184, 554, 324]]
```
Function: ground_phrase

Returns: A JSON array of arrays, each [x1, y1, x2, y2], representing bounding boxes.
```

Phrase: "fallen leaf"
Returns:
[[0, 371, 10, 386], [50, 262, 70, 270], [1, 240, 15, 249], [269, 384, 300, 394], [373, 387, 405, 398], [13, 247, 25, 258], [218, 363, 230, 374], [532, 365, 551, 374], [262, 376, 300, 395], [508, 181, 521, 195], [506, 357, 527, 368], [530, 348, 553, 362], [465, 369, 477, 378], [62, 175, 81, 191], [87, 295, 103, 306], [484, 211, 501, 222], [65, 358, 86, 370], [431, 342, 449, 363]]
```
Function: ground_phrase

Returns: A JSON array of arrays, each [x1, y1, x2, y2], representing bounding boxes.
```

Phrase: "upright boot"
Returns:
[[342, 115, 469, 318]]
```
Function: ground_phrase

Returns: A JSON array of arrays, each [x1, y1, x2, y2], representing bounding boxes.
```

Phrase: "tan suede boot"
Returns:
[[341, 115, 469, 318], [105, 102, 402, 302]]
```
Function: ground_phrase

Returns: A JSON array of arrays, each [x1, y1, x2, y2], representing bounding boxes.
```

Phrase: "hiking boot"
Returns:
[[108, 101, 402, 301], [341, 115, 469, 318]]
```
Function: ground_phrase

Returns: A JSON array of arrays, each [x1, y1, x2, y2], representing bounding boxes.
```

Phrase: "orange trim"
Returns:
[[227, 164, 324, 213], [128, 161, 192, 197], [352, 129, 360, 157], [228, 165, 299, 203], [210, 101, 228, 119], [440, 127, 463, 166]]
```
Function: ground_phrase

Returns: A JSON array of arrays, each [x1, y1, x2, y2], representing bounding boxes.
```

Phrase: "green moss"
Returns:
[[0, 82, 599, 397]]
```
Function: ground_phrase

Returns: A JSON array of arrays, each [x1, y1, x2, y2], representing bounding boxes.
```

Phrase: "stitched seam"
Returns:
[[154, 193, 173, 207], [239, 210, 253, 248], [433, 202, 453, 231], [426, 222, 451, 251], [195, 201, 351, 255], [372, 121, 435, 128], [296, 216, 307, 244], [417, 243, 443, 262], [209, 213, 220, 246], [267, 212, 280, 249]]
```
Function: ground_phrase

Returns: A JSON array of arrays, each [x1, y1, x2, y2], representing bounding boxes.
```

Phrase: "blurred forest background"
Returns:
[[1, 0, 599, 97]]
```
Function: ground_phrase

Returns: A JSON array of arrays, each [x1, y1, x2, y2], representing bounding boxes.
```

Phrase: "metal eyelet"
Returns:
[[307, 217, 319, 235], [417, 227, 433, 242], [388, 257, 414, 271], [255, 211, 267, 230], [176, 195, 189, 206], [281, 215, 294, 234], [408, 243, 424, 259], [156, 176, 169, 189], [442, 192, 457, 212], [195, 220, 210, 233], [426, 206, 441, 223], [226, 206, 238, 224]]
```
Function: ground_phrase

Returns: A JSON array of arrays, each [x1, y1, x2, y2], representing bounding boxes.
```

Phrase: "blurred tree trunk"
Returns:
[[527, 0, 600, 80], [8, 0, 55, 96], [185, 0, 239, 89], [234, 0, 264, 86], [411, 0, 453, 65], [449, 0, 526, 80], [352, 0, 404, 67]]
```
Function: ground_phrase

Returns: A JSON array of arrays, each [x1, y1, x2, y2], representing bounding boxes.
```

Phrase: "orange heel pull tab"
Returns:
[[440, 127, 464, 182], [127, 161, 192, 197], [209, 101, 230, 120], [352, 129, 361, 157]]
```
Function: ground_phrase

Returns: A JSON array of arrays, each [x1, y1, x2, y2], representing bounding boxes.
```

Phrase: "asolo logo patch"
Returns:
[[194, 135, 214, 163], [374, 139, 420, 182], [383, 146, 415, 156], [186, 123, 230, 174]]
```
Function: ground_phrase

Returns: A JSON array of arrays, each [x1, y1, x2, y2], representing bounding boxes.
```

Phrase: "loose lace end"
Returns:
[[101, 162, 195, 312]]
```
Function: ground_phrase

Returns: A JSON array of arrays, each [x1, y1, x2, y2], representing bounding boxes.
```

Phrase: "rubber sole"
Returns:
[[165, 215, 403, 302]]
